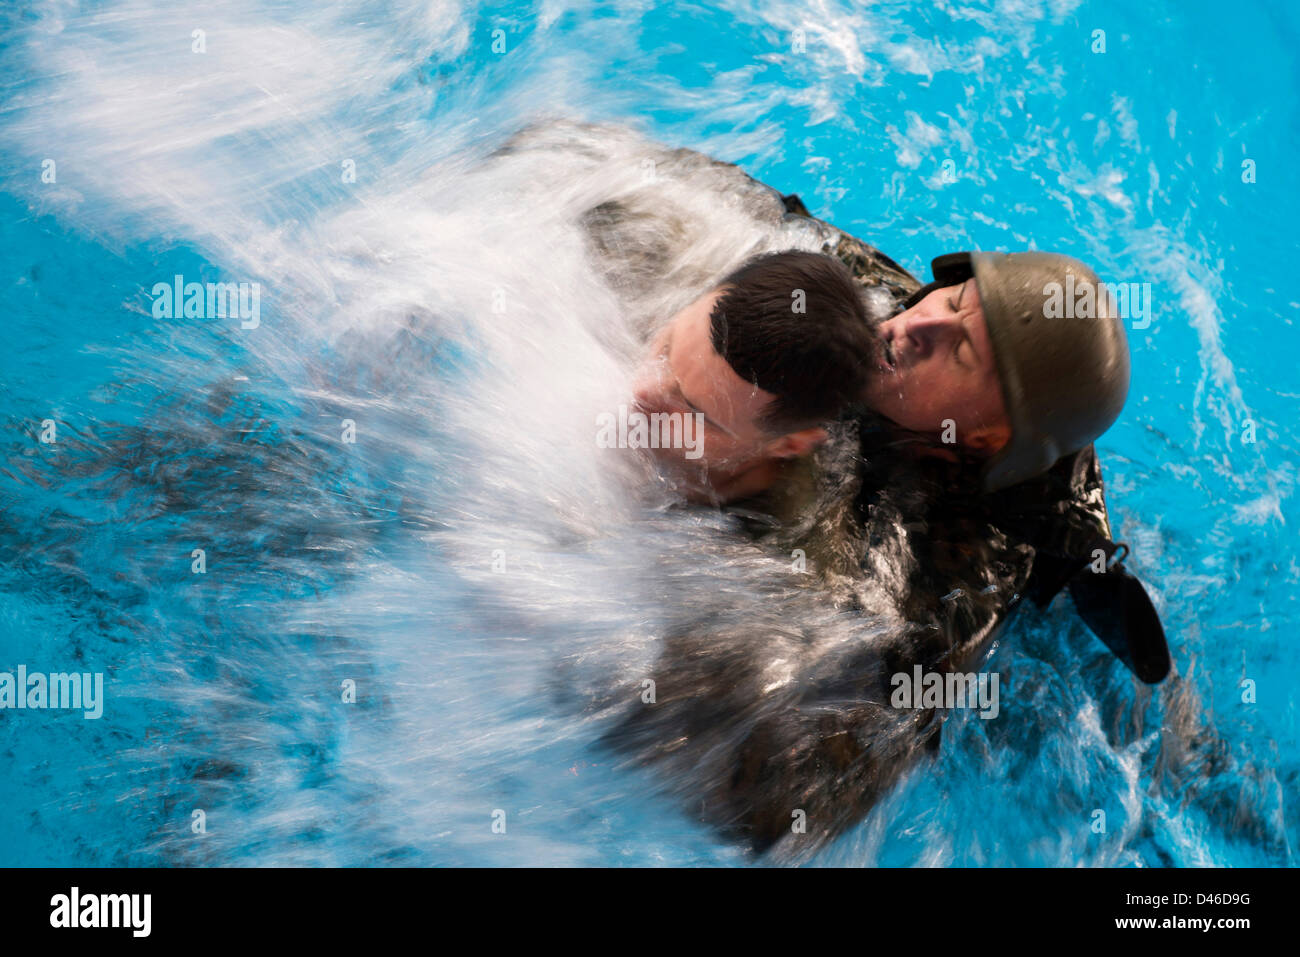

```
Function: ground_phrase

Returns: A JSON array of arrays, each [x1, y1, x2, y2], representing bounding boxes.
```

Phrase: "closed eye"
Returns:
[[676, 387, 737, 438], [953, 333, 974, 366]]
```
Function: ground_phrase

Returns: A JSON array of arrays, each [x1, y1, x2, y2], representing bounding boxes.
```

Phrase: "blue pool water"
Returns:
[[1, 0, 1297, 866]]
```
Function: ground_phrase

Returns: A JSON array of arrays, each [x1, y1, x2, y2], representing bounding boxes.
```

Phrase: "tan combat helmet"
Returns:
[[908, 251, 1131, 492]]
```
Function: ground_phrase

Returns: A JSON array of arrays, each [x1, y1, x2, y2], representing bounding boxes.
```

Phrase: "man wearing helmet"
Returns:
[[863, 249, 1130, 492]]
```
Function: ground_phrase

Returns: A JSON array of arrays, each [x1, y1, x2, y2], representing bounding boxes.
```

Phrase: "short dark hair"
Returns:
[[710, 250, 872, 432]]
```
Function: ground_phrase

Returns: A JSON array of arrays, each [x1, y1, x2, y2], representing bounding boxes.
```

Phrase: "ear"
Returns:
[[768, 427, 829, 460], [965, 424, 1012, 455]]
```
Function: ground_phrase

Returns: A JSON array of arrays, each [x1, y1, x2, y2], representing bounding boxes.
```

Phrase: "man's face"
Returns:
[[630, 288, 816, 497], [864, 279, 1011, 451]]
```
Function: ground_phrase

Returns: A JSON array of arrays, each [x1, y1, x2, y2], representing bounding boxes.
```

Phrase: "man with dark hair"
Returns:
[[709, 251, 873, 432], [631, 250, 873, 503]]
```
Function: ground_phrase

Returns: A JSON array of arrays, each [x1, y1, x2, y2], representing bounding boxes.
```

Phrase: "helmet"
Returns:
[[906, 251, 1131, 492]]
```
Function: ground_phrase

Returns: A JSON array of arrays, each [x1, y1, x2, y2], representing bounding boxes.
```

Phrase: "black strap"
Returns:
[[901, 252, 975, 309], [1067, 552, 1170, 684], [988, 446, 1170, 685]]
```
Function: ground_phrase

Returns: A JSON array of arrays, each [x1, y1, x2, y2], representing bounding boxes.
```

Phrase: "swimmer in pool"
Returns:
[[612, 224, 1168, 857], [615, 247, 1154, 855], [630, 250, 876, 504]]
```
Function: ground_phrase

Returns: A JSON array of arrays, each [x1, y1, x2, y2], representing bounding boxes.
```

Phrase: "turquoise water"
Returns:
[[0, 0, 1296, 866]]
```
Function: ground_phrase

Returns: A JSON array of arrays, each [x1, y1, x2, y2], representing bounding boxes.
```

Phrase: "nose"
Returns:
[[885, 312, 959, 362], [631, 358, 669, 413]]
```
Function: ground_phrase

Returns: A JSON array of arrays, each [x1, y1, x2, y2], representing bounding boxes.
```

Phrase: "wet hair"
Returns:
[[710, 250, 873, 432]]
